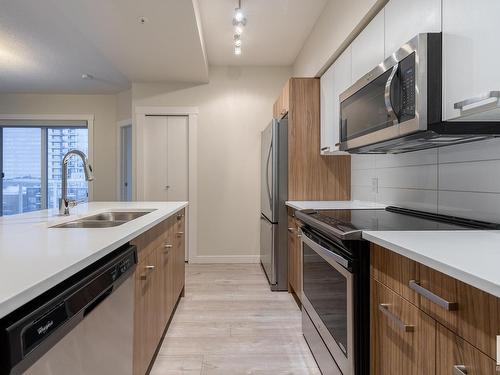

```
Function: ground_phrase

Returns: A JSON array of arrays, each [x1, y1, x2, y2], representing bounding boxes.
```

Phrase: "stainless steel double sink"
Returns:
[[51, 210, 155, 228]]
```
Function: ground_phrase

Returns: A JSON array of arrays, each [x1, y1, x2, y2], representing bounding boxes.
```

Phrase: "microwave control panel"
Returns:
[[399, 53, 416, 122]]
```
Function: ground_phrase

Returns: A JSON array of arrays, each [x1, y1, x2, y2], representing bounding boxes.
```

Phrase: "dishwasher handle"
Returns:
[[83, 286, 114, 317]]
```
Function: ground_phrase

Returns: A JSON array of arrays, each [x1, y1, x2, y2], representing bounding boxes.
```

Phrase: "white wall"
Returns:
[[132, 66, 291, 260], [351, 139, 500, 222], [0, 93, 118, 201], [293, 0, 387, 77], [116, 89, 132, 121]]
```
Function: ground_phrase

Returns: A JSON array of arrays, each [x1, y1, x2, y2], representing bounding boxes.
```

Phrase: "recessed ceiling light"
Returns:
[[138, 16, 149, 24], [81, 73, 94, 80], [234, 8, 244, 23]]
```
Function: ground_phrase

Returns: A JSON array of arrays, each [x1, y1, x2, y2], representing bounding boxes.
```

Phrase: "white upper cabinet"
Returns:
[[351, 10, 385, 83], [384, 0, 441, 58], [442, 0, 500, 121], [320, 47, 352, 155]]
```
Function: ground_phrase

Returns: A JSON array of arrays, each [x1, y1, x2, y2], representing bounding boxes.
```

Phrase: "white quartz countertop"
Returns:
[[363, 230, 500, 298], [285, 200, 386, 211], [0, 201, 187, 319]]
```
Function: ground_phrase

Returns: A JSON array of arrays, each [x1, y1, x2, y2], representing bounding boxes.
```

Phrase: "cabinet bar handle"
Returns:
[[145, 265, 155, 270], [378, 304, 414, 332], [164, 244, 173, 248], [454, 91, 500, 111], [176, 213, 184, 220], [177, 231, 184, 235], [409, 280, 458, 311], [288, 227, 294, 232], [453, 365, 468, 375]]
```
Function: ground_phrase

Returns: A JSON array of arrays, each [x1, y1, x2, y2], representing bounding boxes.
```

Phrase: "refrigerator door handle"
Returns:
[[265, 140, 273, 211]]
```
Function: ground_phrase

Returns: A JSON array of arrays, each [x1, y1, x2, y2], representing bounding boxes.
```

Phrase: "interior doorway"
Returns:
[[119, 124, 133, 201]]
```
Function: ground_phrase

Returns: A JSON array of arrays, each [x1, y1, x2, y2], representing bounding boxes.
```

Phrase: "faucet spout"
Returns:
[[59, 149, 94, 216]]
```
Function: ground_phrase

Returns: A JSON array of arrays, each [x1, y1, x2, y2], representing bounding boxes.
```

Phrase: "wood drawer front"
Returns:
[[418, 264, 500, 360], [436, 324, 498, 375], [371, 244, 420, 305], [371, 280, 436, 375]]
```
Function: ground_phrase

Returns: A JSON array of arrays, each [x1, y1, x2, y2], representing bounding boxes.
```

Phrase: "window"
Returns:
[[0, 124, 89, 216]]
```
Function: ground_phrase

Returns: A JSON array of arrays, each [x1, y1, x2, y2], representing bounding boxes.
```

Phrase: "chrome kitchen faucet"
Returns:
[[59, 149, 94, 216]]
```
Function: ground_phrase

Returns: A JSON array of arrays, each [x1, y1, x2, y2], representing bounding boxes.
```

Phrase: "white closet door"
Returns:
[[143, 116, 168, 201], [166, 116, 188, 201], [142, 115, 188, 202]]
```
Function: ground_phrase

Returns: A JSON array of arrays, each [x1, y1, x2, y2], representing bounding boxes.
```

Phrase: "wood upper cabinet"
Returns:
[[287, 213, 301, 301], [287, 78, 351, 201], [436, 324, 498, 375], [273, 80, 289, 119], [371, 280, 436, 375]]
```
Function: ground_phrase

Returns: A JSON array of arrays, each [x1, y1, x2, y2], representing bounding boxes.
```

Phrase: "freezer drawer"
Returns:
[[260, 215, 278, 285]]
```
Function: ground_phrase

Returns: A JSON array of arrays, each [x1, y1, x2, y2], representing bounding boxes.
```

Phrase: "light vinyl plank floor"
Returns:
[[150, 264, 320, 375]]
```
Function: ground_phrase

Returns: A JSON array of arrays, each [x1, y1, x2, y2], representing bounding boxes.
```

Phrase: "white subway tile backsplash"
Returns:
[[438, 191, 500, 222], [439, 160, 500, 193], [352, 168, 375, 187], [377, 165, 437, 190], [377, 187, 438, 213], [351, 140, 500, 222], [352, 185, 377, 202], [375, 148, 437, 168], [351, 154, 376, 170], [438, 138, 500, 163]]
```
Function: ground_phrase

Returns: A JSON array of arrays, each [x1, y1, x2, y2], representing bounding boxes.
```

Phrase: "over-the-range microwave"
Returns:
[[339, 33, 500, 154]]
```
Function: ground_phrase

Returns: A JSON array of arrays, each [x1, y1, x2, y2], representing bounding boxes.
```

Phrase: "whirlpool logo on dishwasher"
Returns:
[[37, 320, 54, 335]]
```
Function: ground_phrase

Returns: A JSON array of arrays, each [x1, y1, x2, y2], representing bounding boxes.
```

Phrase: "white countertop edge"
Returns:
[[0, 202, 188, 319], [362, 231, 500, 298]]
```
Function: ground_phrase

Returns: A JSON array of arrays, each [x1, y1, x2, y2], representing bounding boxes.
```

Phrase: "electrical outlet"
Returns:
[[371, 177, 379, 193]]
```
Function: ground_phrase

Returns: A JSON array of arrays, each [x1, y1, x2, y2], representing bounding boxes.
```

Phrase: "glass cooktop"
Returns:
[[296, 206, 500, 240]]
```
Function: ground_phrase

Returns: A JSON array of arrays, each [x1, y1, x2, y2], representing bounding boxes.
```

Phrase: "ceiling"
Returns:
[[0, 0, 326, 94], [0, 0, 208, 93], [198, 0, 328, 65]]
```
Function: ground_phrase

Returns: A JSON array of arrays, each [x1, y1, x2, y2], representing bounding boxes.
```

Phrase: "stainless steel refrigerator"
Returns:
[[260, 117, 288, 291]]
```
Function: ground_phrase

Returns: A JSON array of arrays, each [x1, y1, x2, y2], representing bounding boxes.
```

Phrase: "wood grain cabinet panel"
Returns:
[[371, 280, 436, 375], [370, 244, 420, 305], [436, 324, 497, 375], [417, 264, 500, 360], [131, 214, 186, 375]]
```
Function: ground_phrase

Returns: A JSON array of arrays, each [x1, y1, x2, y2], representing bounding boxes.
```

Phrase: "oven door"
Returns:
[[301, 231, 354, 375]]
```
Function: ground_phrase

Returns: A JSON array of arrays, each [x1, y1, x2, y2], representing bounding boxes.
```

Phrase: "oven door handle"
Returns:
[[301, 233, 349, 269], [384, 63, 400, 125]]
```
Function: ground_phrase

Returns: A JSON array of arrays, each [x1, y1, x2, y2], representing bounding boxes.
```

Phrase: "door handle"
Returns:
[[384, 63, 400, 125], [409, 280, 458, 311], [265, 141, 273, 208], [454, 91, 500, 113], [453, 365, 467, 375], [378, 303, 414, 332]]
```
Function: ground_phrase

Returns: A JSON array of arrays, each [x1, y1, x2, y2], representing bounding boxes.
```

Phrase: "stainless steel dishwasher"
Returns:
[[0, 244, 137, 375]]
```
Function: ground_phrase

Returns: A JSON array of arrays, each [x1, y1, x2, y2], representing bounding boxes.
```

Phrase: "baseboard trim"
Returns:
[[189, 255, 260, 264]]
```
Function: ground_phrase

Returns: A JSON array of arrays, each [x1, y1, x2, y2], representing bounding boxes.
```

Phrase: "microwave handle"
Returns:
[[384, 63, 399, 125]]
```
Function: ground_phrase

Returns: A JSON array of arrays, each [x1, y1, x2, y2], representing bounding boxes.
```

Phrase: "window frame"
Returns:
[[0, 114, 94, 216]]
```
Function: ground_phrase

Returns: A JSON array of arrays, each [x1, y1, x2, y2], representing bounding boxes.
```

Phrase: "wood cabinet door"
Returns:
[[371, 280, 436, 375], [133, 250, 160, 375], [417, 264, 500, 360], [436, 324, 497, 375], [173, 211, 186, 300]]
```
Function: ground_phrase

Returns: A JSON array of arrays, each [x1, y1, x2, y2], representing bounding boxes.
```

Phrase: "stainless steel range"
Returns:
[[296, 206, 500, 375]]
